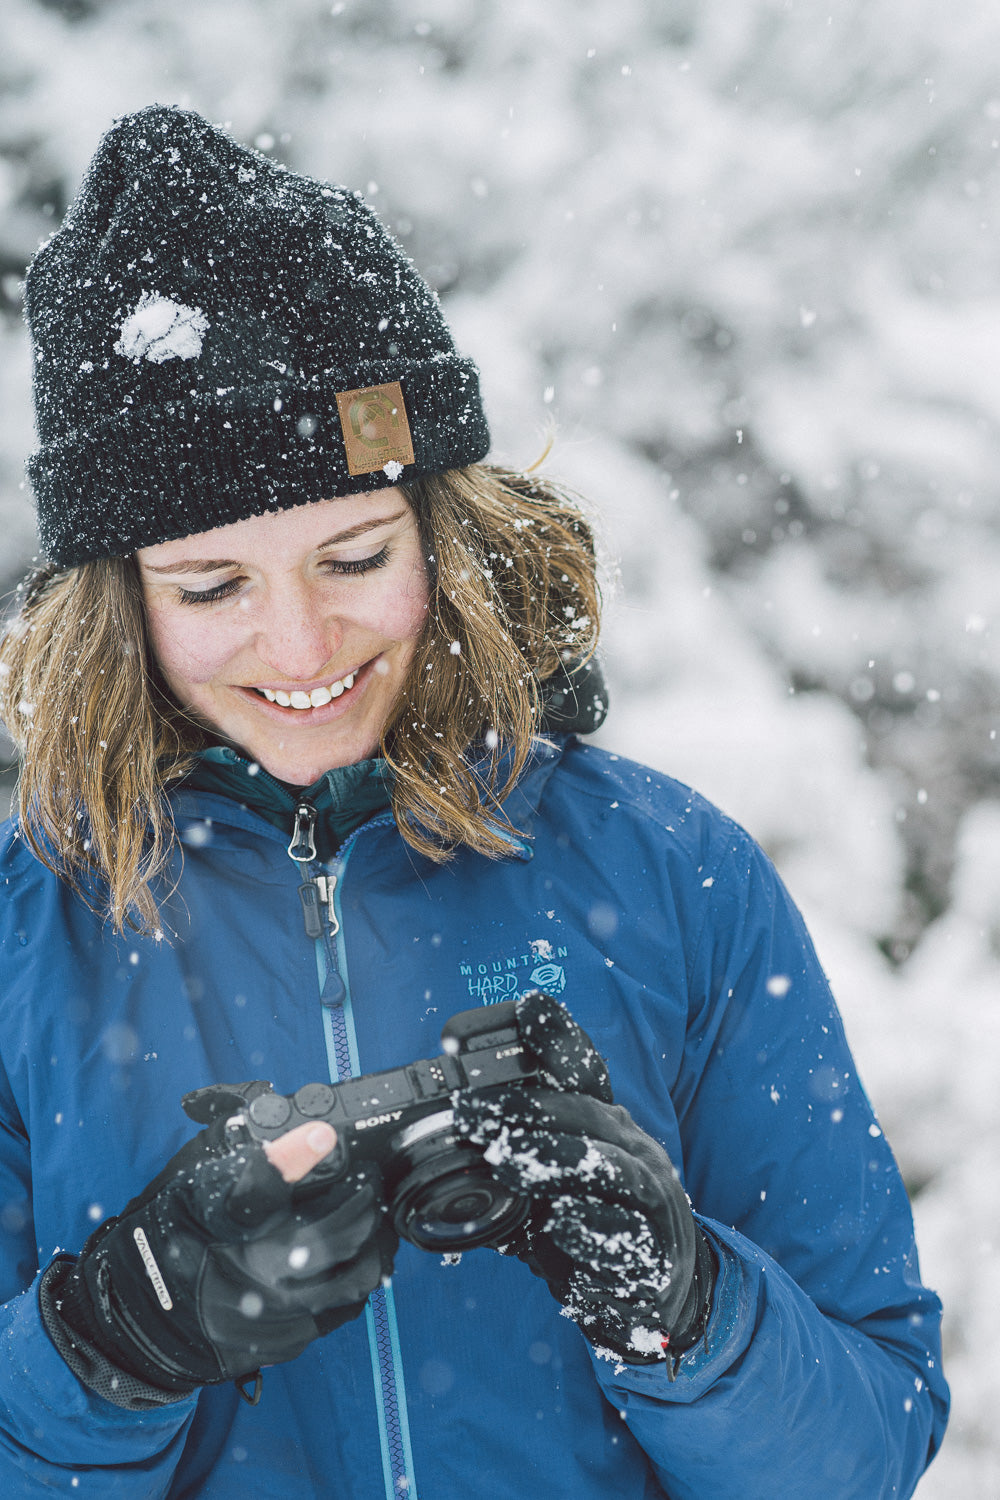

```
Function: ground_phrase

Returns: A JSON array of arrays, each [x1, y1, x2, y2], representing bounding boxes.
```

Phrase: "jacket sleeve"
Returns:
[[0, 1052, 197, 1494], [591, 823, 948, 1500]]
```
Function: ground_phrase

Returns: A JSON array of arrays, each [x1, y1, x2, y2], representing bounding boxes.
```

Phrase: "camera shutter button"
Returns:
[[294, 1083, 337, 1117], [248, 1093, 293, 1129]]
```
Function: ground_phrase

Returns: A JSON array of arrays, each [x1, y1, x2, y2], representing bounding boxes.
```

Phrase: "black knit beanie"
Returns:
[[25, 105, 490, 567]]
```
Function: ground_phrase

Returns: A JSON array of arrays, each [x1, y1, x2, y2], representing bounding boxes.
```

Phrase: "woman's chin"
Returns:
[[243, 736, 379, 787]]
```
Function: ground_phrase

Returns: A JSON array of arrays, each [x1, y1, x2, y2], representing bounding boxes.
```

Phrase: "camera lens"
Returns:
[[438, 1188, 496, 1223], [387, 1111, 531, 1252], [402, 1162, 529, 1250]]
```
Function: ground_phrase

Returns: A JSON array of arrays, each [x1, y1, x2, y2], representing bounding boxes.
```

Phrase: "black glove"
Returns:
[[41, 1083, 397, 1404], [453, 992, 715, 1365]]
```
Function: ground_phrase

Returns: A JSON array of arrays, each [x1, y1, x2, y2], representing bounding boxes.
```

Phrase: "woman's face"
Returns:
[[137, 491, 429, 784]]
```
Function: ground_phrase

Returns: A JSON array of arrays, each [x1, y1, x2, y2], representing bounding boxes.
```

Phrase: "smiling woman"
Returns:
[[0, 105, 946, 1500]]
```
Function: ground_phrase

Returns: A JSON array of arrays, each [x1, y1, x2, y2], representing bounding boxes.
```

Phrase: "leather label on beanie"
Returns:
[[335, 381, 415, 477]]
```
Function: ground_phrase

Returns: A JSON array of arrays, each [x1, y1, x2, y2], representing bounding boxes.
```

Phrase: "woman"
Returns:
[[0, 106, 946, 1498]]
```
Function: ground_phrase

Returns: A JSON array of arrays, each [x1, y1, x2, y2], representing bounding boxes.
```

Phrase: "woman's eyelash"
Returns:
[[326, 546, 390, 577], [176, 546, 391, 605], [177, 578, 243, 606]]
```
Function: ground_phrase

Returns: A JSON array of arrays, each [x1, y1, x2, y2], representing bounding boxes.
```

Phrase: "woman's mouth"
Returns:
[[253, 668, 358, 710]]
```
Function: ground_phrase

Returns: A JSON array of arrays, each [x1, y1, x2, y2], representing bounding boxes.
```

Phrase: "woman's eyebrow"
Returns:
[[141, 556, 240, 576], [315, 510, 406, 551], [141, 510, 408, 575]]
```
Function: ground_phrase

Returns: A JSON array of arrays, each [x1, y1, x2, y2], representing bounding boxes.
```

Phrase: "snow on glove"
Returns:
[[40, 1082, 397, 1403], [453, 992, 716, 1365]]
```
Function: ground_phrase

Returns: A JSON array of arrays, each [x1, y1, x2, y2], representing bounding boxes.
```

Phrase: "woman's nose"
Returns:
[[252, 584, 343, 681]]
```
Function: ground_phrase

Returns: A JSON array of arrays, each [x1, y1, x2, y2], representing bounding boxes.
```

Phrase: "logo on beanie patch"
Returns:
[[336, 381, 415, 477], [114, 292, 209, 365]]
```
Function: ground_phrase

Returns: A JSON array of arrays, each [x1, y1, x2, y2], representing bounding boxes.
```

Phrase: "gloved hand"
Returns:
[[40, 1083, 397, 1403], [453, 992, 716, 1365]]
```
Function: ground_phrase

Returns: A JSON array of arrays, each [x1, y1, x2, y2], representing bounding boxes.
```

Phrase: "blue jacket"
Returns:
[[0, 738, 947, 1497]]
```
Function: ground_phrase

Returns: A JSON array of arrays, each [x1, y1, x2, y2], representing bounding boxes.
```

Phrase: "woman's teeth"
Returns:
[[260, 672, 356, 709]]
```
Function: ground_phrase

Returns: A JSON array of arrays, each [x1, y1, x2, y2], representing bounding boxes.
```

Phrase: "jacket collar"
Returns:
[[178, 747, 393, 860], [173, 734, 568, 861]]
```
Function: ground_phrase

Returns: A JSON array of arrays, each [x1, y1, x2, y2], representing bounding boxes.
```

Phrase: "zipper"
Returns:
[[287, 806, 418, 1500], [287, 801, 340, 938], [287, 800, 318, 863]]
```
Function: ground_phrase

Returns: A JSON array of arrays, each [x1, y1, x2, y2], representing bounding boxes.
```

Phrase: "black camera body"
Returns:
[[239, 997, 547, 1253]]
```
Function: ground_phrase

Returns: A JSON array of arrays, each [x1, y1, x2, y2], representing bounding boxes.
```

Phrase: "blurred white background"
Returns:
[[1, 2, 997, 1490]]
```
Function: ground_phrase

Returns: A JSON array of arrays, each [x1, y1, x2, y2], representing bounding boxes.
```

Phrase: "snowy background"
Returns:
[[1, 0, 998, 1490]]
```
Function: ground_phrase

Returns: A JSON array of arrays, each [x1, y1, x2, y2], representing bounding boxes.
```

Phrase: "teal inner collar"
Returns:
[[182, 745, 394, 860]]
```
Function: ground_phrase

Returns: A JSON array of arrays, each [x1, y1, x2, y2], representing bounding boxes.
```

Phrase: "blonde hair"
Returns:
[[0, 463, 601, 934]]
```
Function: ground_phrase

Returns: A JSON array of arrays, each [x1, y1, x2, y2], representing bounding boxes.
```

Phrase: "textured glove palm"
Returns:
[[454, 992, 715, 1364], [42, 1088, 397, 1399]]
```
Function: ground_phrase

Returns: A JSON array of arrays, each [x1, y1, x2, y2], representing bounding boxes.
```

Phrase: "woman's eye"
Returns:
[[325, 545, 390, 576], [172, 545, 390, 604], [176, 578, 244, 606]]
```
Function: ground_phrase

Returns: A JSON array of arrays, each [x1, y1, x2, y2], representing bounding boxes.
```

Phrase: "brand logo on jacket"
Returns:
[[459, 938, 568, 1003]]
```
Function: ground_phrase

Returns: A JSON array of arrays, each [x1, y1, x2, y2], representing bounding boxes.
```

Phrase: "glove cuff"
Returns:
[[664, 1227, 717, 1354], [583, 1228, 718, 1368], [39, 1257, 195, 1409]]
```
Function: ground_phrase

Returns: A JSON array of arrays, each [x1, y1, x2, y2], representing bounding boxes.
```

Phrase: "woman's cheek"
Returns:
[[147, 606, 237, 687], [395, 595, 429, 642], [382, 566, 430, 641]]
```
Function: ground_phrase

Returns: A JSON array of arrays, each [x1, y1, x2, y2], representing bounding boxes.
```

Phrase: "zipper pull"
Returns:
[[287, 804, 341, 940], [288, 801, 318, 864], [289, 801, 325, 940], [315, 874, 340, 937], [298, 881, 324, 941], [297, 875, 340, 941]]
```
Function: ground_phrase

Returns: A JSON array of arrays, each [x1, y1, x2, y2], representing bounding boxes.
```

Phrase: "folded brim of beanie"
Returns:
[[30, 353, 487, 567]]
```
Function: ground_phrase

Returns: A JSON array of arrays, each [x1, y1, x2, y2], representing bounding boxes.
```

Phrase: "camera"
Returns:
[[236, 996, 552, 1253]]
